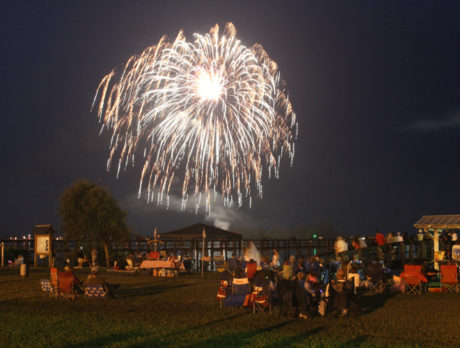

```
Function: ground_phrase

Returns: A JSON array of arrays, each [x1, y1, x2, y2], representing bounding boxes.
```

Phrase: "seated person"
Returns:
[[126, 256, 135, 270], [82, 256, 90, 267], [325, 269, 360, 316], [347, 261, 363, 292], [84, 268, 120, 298], [260, 256, 269, 269], [245, 259, 258, 280], [366, 260, 386, 283], [63, 266, 83, 293], [281, 262, 293, 280], [294, 272, 320, 318]]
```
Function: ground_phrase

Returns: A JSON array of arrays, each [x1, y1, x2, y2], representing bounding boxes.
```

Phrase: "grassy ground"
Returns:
[[0, 268, 459, 348]]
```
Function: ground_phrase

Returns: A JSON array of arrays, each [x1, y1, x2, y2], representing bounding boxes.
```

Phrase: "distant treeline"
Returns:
[[235, 221, 343, 240]]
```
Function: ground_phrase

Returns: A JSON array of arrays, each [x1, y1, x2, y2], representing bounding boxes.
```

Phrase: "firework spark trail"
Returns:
[[93, 23, 298, 213]]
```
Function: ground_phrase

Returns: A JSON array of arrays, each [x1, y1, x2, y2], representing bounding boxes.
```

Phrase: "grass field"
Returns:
[[0, 268, 459, 348]]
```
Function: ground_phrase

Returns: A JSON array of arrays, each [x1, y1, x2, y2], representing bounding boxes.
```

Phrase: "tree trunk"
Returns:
[[103, 242, 110, 268]]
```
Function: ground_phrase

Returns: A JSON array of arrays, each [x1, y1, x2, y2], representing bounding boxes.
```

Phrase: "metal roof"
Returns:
[[413, 215, 460, 229], [160, 223, 242, 240], [32, 224, 55, 234]]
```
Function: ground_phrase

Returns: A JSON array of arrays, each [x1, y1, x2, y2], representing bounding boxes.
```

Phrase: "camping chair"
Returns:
[[440, 265, 459, 293], [217, 271, 233, 308], [223, 277, 251, 309], [57, 271, 76, 299], [227, 258, 238, 274], [246, 261, 257, 281], [40, 279, 55, 297], [252, 275, 272, 314], [215, 259, 226, 272], [365, 262, 385, 294], [401, 265, 427, 295], [84, 284, 108, 300]]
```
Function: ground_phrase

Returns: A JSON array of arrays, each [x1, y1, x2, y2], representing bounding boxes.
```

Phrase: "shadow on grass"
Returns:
[[336, 335, 370, 347], [261, 326, 325, 348], [114, 283, 192, 298], [358, 291, 397, 315], [62, 330, 149, 348], [146, 320, 318, 348]]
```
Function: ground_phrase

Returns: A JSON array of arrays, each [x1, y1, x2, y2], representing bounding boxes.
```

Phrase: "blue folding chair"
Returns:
[[40, 279, 55, 297], [223, 278, 250, 308], [84, 284, 108, 300], [215, 259, 226, 272]]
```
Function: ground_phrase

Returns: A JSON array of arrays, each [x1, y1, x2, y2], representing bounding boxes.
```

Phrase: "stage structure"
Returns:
[[414, 214, 460, 269], [160, 223, 243, 270]]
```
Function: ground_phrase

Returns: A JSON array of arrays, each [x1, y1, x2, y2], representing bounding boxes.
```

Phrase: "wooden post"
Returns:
[[201, 227, 206, 279], [193, 240, 197, 271], [400, 243, 405, 267], [1, 242, 4, 267]]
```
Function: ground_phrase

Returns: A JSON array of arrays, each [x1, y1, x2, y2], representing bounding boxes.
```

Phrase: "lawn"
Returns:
[[0, 268, 459, 348]]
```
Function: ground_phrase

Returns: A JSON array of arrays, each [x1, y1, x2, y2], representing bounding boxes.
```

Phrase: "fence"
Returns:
[[0, 237, 437, 270]]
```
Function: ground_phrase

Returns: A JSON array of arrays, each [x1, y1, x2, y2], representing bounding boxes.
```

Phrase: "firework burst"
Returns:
[[93, 22, 297, 212]]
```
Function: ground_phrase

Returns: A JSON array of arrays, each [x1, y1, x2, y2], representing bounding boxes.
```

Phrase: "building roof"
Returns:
[[414, 215, 460, 230], [32, 224, 55, 234], [160, 223, 242, 240]]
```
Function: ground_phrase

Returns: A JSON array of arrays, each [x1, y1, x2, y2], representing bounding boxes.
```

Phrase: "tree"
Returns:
[[58, 179, 130, 267]]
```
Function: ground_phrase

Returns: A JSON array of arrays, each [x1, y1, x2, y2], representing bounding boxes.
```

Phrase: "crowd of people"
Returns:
[[333, 229, 459, 263], [218, 230, 460, 319]]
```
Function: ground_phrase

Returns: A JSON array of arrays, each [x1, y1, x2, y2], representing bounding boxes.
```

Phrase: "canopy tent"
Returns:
[[161, 223, 242, 240], [414, 215, 460, 230]]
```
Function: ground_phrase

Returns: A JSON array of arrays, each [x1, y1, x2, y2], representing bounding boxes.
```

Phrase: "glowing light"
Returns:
[[196, 70, 223, 101], [93, 23, 297, 212]]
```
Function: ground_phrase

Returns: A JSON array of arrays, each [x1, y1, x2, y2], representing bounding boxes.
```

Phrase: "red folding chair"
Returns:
[[440, 265, 459, 293], [401, 265, 427, 295], [58, 271, 76, 299], [246, 262, 257, 281]]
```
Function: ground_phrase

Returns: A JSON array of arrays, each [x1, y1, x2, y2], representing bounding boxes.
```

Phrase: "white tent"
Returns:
[[243, 241, 261, 265]]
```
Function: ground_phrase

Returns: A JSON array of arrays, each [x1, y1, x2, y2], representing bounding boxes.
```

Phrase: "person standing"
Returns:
[[271, 249, 280, 270], [375, 230, 386, 261], [352, 237, 362, 260], [334, 236, 348, 261]]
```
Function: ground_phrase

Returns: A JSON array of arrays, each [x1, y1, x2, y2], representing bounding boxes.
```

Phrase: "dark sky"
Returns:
[[2, 1, 459, 238]]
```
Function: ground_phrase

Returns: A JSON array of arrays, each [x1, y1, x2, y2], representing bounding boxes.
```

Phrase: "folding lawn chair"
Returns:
[[57, 271, 76, 299], [252, 276, 272, 314], [84, 284, 108, 300], [215, 259, 226, 272], [223, 277, 250, 310], [246, 261, 257, 281], [440, 265, 459, 293], [401, 265, 427, 295], [217, 271, 233, 308], [365, 262, 385, 294], [227, 258, 238, 274], [40, 279, 55, 296]]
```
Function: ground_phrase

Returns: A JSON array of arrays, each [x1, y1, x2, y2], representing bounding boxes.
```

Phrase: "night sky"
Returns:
[[2, 1, 459, 238]]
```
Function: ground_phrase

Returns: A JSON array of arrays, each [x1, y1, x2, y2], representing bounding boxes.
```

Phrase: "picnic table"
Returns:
[[140, 260, 185, 271]]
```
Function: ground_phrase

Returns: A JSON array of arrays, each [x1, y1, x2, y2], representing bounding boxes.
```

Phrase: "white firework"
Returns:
[[93, 22, 297, 213]]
